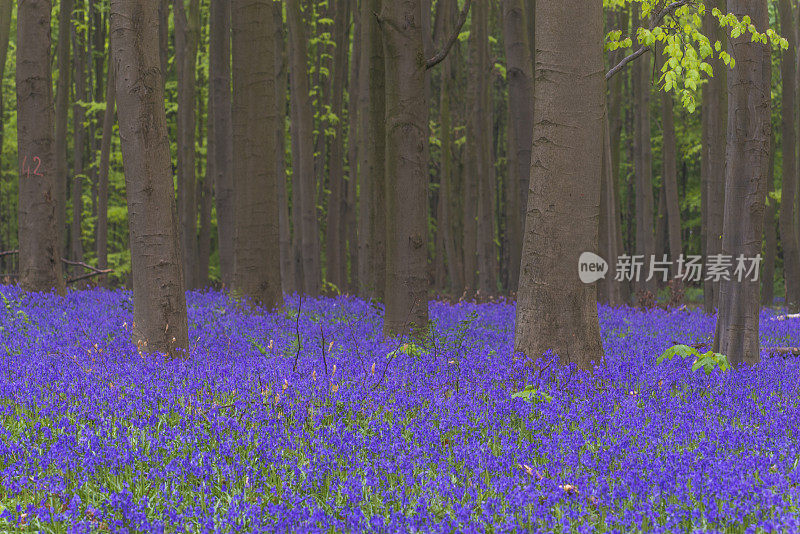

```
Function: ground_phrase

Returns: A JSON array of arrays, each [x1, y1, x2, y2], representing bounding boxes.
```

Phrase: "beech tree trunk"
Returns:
[[231, 0, 283, 308], [713, 0, 770, 367], [96, 61, 115, 288], [762, 133, 776, 306], [513, 0, 604, 370], [325, 0, 350, 289], [357, 0, 386, 300], [173, 0, 200, 289], [346, 2, 360, 293], [110, 0, 188, 355], [287, 0, 321, 296], [659, 49, 682, 274], [209, 0, 234, 288], [502, 0, 533, 295], [71, 17, 86, 265], [274, 2, 294, 295], [474, 0, 496, 295], [381, 0, 429, 338], [0, 0, 11, 272], [54, 0, 73, 256], [778, 0, 800, 311], [702, 0, 727, 313], [632, 8, 656, 295], [16, 0, 66, 295], [599, 115, 623, 305]]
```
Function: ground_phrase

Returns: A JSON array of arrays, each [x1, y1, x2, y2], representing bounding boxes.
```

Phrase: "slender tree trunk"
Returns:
[[356, 0, 385, 300], [346, 1, 360, 293], [713, 0, 770, 367], [110, 0, 188, 355], [173, 0, 200, 289], [274, 2, 294, 295], [325, 0, 350, 289], [381, 0, 429, 337], [209, 0, 234, 289], [197, 57, 211, 288], [288, 0, 321, 296], [702, 0, 727, 314], [16, 0, 66, 294], [71, 16, 86, 265], [463, 3, 480, 295], [599, 114, 623, 305], [502, 0, 533, 295], [289, 30, 304, 292], [474, 0, 495, 295], [632, 8, 656, 295], [54, 0, 74, 256], [0, 0, 11, 273], [513, 0, 604, 369], [96, 61, 115, 288], [231, 0, 283, 308], [659, 50, 682, 274], [778, 0, 800, 311], [763, 132, 776, 306]]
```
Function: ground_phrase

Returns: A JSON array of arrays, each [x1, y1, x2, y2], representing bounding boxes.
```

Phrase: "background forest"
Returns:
[[0, 0, 793, 310]]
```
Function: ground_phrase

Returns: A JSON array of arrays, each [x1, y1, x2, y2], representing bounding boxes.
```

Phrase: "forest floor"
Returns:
[[0, 287, 799, 533]]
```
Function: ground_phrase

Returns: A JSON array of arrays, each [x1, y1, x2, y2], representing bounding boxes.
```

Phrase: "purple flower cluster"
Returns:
[[0, 287, 799, 532]]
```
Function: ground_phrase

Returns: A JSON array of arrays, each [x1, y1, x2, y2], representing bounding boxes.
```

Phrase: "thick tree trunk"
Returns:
[[632, 9, 656, 295], [502, 0, 533, 295], [16, 0, 66, 295], [325, 0, 350, 289], [381, 0, 429, 338], [713, 0, 770, 367], [158, 0, 168, 83], [763, 133, 776, 306], [274, 2, 294, 295], [110, 0, 188, 355], [702, 0, 727, 314], [209, 0, 234, 289], [778, 0, 800, 311], [71, 18, 86, 265], [173, 0, 200, 289], [513, 0, 604, 370], [0, 0, 11, 272], [287, 0, 321, 296], [96, 61, 115, 288], [346, 1, 360, 294], [231, 0, 283, 308], [54, 0, 73, 256]]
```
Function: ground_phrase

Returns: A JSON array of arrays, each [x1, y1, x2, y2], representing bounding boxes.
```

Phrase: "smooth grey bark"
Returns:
[[381, 0, 430, 338], [501, 0, 533, 295], [778, 0, 800, 311], [701, 0, 727, 313], [0, 0, 11, 271], [71, 18, 86, 265], [96, 61, 115, 288], [209, 0, 234, 288], [54, 0, 73, 256], [346, 0, 360, 293], [231, 0, 283, 308], [173, 0, 200, 289], [763, 132, 776, 306], [110, 0, 188, 355], [274, 1, 294, 295], [513, 0, 604, 370], [16, 0, 66, 295], [287, 0, 322, 296], [632, 7, 656, 295], [713, 0, 771, 367]]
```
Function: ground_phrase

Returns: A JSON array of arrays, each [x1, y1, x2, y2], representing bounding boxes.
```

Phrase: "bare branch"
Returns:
[[426, 0, 471, 70], [0, 249, 19, 258], [605, 0, 693, 81]]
